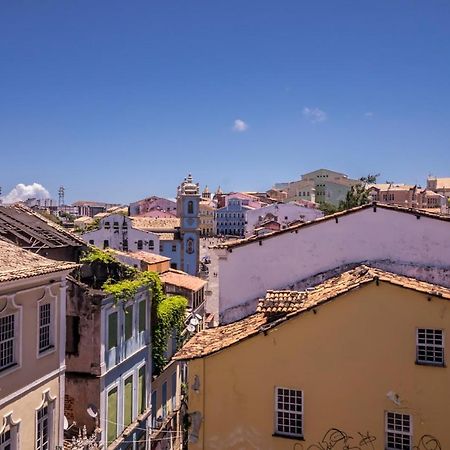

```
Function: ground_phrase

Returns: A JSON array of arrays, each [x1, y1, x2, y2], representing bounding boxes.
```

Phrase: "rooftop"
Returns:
[[174, 265, 450, 360], [160, 268, 207, 292], [131, 217, 180, 231], [0, 204, 86, 249], [108, 249, 170, 264], [0, 239, 78, 283]]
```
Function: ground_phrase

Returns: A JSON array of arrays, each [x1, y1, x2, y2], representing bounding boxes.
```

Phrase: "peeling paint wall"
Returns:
[[213, 208, 450, 323]]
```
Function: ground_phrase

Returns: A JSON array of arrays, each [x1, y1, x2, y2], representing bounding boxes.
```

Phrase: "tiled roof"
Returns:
[[156, 232, 176, 241], [131, 217, 180, 231], [0, 239, 78, 283], [0, 205, 86, 248], [160, 269, 207, 292], [213, 203, 450, 250], [108, 249, 170, 264], [434, 178, 450, 189], [174, 265, 450, 360]]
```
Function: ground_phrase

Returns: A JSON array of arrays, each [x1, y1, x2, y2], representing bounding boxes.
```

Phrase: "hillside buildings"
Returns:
[[368, 183, 446, 210], [274, 168, 360, 205], [0, 240, 76, 450], [176, 266, 450, 449], [82, 175, 201, 276]]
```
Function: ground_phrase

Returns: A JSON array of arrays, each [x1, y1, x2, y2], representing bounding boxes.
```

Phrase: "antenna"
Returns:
[[58, 185, 65, 207], [87, 404, 98, 418]]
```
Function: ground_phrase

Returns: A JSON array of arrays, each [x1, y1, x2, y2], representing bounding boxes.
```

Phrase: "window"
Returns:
[[0, 428, 11, 450], [188, 201, 194, 214], [162, 382, 167, 418], [138, 365, 146, 414], [122, 239, 128, 251], [149, 240, 154, 250], [124, 375, 133, 427], [137, 240, 143, 250], [103, 240, 109, 249], [104, 221, 110, 229], [416, 329, 444, 366], [108, 312, 118, 350], [172, 244, 177, 252], [113, 221, 119, 230], [125, 305, 133, 341], [151, 390, 157, 429], [159, 244, 163, 252], [66, 316, 80, 355], [385, 412, 412, 450], [107, 387, 118, 445], [171, 371, 177, 411], [38, 303, 52, 353], [36, 405, 49, 450], [275, 387, 303, 438], [89, 240, 94, 245], [138, 300, 146, 333], [0, 314, 16, 371]]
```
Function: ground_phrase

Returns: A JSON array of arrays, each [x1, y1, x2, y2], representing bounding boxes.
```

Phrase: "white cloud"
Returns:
[[232, 119, 249, 132], [1, 183, 50, 204], [302, 107, 327, 123], [364, 111, 374, 118]]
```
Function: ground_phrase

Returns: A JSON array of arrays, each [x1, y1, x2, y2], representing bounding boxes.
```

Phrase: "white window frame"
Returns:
[[0, 296, 22, 377], [416, 328, 444, 366], [106, 381, 119, 446], [35, 390, 56, 450], [0, 413, 20, 450], [385, 411, 412, 450], [36, 289, 57, 358], [274, 387, 303, 439], [121, 368, 136, 431]]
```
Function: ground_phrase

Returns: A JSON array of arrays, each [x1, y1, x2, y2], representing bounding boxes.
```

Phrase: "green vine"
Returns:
[[80, 247, 187, 376], [153, 295, 188, 375]]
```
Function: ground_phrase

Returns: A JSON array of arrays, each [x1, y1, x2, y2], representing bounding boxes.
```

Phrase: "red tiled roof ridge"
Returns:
[[212, 203, 450, 250], [174, 264, 450, 361]]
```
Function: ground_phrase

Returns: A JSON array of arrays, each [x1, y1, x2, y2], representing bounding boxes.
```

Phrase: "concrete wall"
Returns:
[[211, 207, 450, 323], [188, 282, 450, 449]]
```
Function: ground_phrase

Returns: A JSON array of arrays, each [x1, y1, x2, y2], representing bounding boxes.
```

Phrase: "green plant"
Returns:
[[152, 295, 188, 375]]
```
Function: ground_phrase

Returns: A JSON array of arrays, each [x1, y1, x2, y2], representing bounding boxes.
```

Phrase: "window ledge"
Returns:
[[415, 360, 446, 368], [0, 363, 20, 378], [37, 346, 56, 359], [272, 433, 304, 441]]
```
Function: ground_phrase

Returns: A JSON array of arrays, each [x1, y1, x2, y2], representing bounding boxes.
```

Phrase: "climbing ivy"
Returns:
[[80, 247, 187, 376], [152, 295, 188, 375]]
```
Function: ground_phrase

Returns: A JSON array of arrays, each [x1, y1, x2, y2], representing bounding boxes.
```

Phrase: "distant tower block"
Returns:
[[58, 186, 65, 207]]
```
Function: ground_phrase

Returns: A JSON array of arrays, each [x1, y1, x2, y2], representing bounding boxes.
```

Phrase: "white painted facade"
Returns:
[[82, 214, 160, 254], [244, 202, 324, 237], [209, 205, 450, 323]]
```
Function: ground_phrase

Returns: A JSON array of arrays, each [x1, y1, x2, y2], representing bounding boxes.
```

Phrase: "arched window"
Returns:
[[188, 201, 194, 214]]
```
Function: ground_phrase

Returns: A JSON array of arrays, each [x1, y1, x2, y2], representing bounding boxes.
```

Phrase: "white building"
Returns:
[[244, 201, 324, 237], [82, 213, 161, 255], [209, 203, 450, 324]]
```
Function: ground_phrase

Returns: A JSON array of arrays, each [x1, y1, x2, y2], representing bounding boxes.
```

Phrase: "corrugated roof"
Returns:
[[174, 265, 450, 360], [0, 239, 78, 283], [0, 205, 86, 249]]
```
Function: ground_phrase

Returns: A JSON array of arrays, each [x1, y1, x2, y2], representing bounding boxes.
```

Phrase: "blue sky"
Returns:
[[1, 1, 450, 203]]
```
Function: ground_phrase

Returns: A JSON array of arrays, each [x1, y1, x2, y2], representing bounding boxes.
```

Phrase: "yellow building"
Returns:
[[176, 266, 450, 449], [199, 200, 215, 237], [0, 240, 76, 450]]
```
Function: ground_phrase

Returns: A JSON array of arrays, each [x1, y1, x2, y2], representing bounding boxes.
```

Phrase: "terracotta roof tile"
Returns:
[[0, 239, 78, 283], [175, 265, 450, 360], [131, 217, 180, 231], [160, 269, 207, 292]]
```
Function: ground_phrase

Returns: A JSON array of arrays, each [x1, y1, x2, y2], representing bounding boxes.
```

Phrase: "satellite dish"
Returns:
[[87, 404, 99, 418], [190, 317, 199, 326], [63, 416, 69, 430], [187, 324, 195, 333]]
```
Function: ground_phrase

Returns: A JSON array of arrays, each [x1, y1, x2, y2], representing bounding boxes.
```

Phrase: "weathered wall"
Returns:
[[188, 282, 450, 449], [213, 207, 450, 323]]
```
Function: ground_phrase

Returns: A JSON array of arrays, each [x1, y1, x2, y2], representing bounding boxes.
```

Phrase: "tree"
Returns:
[[338, 173, 380, 211]]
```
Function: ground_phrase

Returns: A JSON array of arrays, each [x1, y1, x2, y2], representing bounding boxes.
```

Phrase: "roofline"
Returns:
[[175, 274, 449, 361], [213, 202, 450, 250]]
